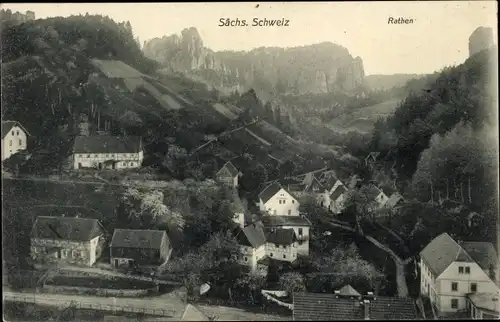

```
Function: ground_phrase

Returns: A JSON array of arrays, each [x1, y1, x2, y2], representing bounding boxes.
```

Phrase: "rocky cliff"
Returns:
[[143, 27, 365, 94], [469, 27, 494, 57]]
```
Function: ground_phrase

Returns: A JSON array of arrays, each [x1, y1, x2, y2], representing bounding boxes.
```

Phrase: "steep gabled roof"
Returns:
[[234, 224, 266, 248], [73, 135, 142, 154], [31, 216, 104, 242], [265, 228, 297, 246], [110, 229, 167, 249], [460, 241, 498, 271], [2, 120, 30, 139], [338, 284, 361, 297], [259, 182, 285, 204], [330, 184, 348, 201], [217, 161, 239, 177], [420, 233, 474, 276]]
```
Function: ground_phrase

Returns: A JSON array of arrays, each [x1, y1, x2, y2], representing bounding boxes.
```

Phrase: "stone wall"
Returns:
[[42, 284, 159, 297]]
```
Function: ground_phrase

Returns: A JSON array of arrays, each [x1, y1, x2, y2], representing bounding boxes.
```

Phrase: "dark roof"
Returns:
[[31, 216, 104, 242], [420, 233, 474, 276], [234, 224, 266, 248], [2, 120, 30, 138], [323, 176, 341, 191], [110, 229, 167, 249], [265, 228, 297, 245], [386, 193, 404, 208], [460, 241, 498, 271], [261, 215, 311, 227], [293, 293, 418, 321], [338, 285, 361, 297], [304, 176, 325, 193], [73, 135, 142, 154], [369, 297, 419, 320], [330, 184, 348, 201], [293, 293, 363, 320], [367, 185, 384, 198], [259, 182, 285, 204], [219, 161, 239, 177]]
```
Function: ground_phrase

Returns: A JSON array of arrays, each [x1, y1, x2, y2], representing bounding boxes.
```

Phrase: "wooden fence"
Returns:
[[3, 293, 178, 317]]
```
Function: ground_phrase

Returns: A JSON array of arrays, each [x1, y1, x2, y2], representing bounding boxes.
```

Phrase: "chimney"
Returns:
[[363, 299, 370, 320]]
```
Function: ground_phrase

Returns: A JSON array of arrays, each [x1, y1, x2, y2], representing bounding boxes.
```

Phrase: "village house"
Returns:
[[110, 229, 172, 271], [258, 182, 300, 216], [419, 233, 499, 317], [328, 184, 349, 214], [364, 151, 380, 168], [366, 185, 389, 210], [292, 285, 419, 320], [232, 222, 267, 273], [318, 173, 349, 213], [2, 120, 30, 161], [30, 216, 106, 267], [215, 161, 241, 188], [71, 135, 143, 170], [261, 215, 311, 256]]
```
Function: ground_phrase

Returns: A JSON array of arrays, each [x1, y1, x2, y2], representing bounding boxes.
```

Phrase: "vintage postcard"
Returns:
[[1, 1, 498, 321]]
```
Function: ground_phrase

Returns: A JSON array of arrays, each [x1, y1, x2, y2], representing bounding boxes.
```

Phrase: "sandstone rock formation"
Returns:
[[143, 27, 365, 94], [469, 27, 494, 57]]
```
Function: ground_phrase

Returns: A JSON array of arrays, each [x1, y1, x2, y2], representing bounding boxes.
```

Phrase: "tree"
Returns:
[[120, 188, 185, 230], [236, 273, 266, 304], [307, 244, 384, 294], [279, 272, 306, 295]]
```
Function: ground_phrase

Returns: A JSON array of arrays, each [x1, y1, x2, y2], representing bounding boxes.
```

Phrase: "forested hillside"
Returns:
[[370, 46, 498, 245], [1, 14, 159, 146]]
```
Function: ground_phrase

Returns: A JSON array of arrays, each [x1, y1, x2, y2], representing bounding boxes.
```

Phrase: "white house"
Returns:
[[261, 215, 311, 256], [1, 121, 29, 161], [319, 173, 347, 212], [232, 222, 267, 273], [420, 233, 500, 316], [264, 227, 301, 262], [72, 135, 143, 170], [258, 182, 300, 217], [215, 161, 241, 188]]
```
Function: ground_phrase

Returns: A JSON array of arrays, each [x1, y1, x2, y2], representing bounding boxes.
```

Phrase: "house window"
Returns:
[[11, 131, 14, 136], [244, 257, 248, 262], [283, 200, 286, 204], [94, 154, 98, 158], [9, 140, 12, 146], [283, 254, 286, 259], [470, 283, 477, 292], [451, 299, 458, 309], [61, 249, 68, 258], [298, 228, 303, 236], [451, 282, 458, 291], [19, 140, 22, 145], [130, 162, 134, 166], [270, 253, 273, 257], [292, 200, 295, 203], [87, 154, 90, 158], [16, 131, 19, 135], [459, 266, 464, 274], [288, 210, 291, 215], [465, 267, 470, 274]]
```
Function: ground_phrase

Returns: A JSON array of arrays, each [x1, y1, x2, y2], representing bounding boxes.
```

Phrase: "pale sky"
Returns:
[[2, 2, 497, 75]]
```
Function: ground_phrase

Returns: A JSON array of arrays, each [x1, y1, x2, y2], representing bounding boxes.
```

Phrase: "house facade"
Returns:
[[215, 161, 240, 188], [258, 182, 300, 216], [30, 216, 105, 267], [2, 121, 29, 161], [420, 233, 499, 316], [232, 223, 267, 273], [110, 229, 171, 270], [72, 135, 143, 170], [261, 215, 311, 256]]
